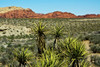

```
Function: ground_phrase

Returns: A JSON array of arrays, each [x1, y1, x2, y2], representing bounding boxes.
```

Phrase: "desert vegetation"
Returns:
[[0, 18, 100, 67]]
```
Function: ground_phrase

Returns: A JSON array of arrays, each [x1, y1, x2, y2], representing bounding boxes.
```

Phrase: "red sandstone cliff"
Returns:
[[0, 6, 100, 18], [78, 14, 100, 18], [41, 11, 77, 18]]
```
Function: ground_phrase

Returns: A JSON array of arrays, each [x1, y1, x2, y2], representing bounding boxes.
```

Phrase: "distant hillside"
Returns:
[[0, 6, 100, 18]]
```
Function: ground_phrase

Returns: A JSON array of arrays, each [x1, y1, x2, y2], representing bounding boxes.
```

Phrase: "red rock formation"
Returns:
[[0, 9, 38, 18], [78, 14, 100, 18], [0, 10, 77, 18], [0, 6, 100, 18], [97, 14, 100, 17], [41, 11, 77, 18]]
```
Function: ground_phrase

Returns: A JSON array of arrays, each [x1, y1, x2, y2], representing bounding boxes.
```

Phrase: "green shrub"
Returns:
[[90, 44, 100, 53], [84, 34, 100, 44], [91, 55, 100, 66]]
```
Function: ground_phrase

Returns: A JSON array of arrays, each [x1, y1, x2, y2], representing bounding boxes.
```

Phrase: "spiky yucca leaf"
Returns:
[[13, 48, 33, 66], [59, 37, 88, 67], [51, 24, 64, 49], [32, 21, 47, 54], [34, 49, 66, 67], [80, 60, 90, 67], [52, 24, 64, 39]]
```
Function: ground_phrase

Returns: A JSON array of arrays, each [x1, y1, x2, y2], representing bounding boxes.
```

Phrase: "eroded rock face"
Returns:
[[0, 6, 100, 18], [0, 9, 38, 18], [0, 10, 77, 18], [41, 11, 77, 18]]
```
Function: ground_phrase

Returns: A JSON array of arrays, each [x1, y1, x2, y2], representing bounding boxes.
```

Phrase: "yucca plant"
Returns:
[[32, 21, 46, 54], [13, 48, 33, 67], [34, 49, 66, 67], [59, 37, 88, 67], [51, 24, 64, 49]]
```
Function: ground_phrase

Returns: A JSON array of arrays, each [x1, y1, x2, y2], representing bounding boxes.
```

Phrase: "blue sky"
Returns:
[[0, 0, 100, 15]]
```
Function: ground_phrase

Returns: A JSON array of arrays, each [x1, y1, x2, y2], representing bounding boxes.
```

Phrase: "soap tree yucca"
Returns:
[[34, 49, 66, 67], [59, 37, 88, 67], [51, 24, 64, 49], [13, 48, 33, 67], [32, 21, 46, 54]]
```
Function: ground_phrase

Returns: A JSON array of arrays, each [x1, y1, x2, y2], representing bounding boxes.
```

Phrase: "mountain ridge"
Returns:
[[0, 6, 100, 18]]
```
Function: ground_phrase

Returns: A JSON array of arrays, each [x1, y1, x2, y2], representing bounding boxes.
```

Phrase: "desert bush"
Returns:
[[0, 46, 5, 53], [90, 44, 100, 53], [84, 34, 100, 44], [0, 46, 14, 66], [91, 55, 100, 66], [89, 34, 100, 44]]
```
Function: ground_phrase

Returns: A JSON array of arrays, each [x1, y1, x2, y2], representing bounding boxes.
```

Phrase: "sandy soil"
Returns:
[[83, 40, 100, 67]]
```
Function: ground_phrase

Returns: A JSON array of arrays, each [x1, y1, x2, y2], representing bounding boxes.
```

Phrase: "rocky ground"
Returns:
[[83, 40, 100, 67]]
